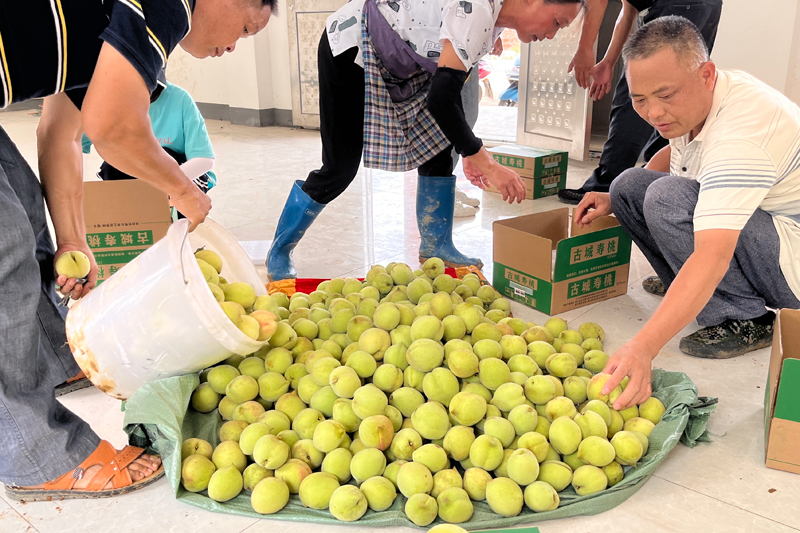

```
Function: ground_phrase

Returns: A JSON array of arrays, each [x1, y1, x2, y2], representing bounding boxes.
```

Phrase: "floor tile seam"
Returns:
[[235, 518, 274, 533], [452, 222, 485, 236], [224, 217, 281, 232], [313, 241, 391, 266], [372, 250, 411, 266], [0, 494, 41, 533], [208, 214, 262, 226], [551, 303, 602, 323], [628, 271, 654, 285], [652, 475, 800, 531], [372, 250, 414, 267]]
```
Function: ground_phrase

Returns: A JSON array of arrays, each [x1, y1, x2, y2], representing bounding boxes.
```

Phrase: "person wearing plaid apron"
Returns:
[[267, 0, 584, 280]]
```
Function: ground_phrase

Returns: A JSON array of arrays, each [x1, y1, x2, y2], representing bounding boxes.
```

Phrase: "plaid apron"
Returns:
[[361, 0, 451, 172]]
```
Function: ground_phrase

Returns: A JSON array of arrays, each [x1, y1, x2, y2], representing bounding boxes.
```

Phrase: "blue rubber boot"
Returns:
[[416, 175, 483, 269], [266, 180, 325, 281]]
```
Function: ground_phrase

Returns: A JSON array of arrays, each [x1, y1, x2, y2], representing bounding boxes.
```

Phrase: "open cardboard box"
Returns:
[[493, 208, 632, 315], [764, 308, 800, 475], [84, 180, 171, 284]]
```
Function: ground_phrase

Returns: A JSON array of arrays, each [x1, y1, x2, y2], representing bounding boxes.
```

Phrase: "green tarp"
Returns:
[[124, 369, 717, 530]]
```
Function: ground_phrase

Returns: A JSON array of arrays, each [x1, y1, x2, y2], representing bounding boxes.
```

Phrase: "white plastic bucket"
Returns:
[[66, 218, 268, 400]]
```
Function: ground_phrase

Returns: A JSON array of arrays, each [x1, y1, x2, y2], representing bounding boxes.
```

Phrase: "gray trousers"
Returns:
[[0, 125, 99, 485], [610, 168, 800, 327]]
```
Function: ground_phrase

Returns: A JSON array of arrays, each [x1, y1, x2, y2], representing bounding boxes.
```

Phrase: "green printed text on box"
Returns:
[[533, 174, 566, 198], [489, 145, 568, 178], [567, 271, 616, 298], [493, 262, 552, 314], [87, 230, 154, 249], [92, 249, 145, 266], [554, 226, 632, 282]]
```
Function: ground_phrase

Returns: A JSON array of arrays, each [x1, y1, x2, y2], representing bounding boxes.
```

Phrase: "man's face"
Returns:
[[627, 48, 716, 139], [181, 0, 271, 58], [513, 0, 582, 44]]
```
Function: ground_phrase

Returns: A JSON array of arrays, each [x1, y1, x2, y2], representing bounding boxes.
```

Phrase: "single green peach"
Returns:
[[571, 465, 608, 496], [207, 465, 243, 502], [485, 477, 524, 517], [524, 480, 560, 512]]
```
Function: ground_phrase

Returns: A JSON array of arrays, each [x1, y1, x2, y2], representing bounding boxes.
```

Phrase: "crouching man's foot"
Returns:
[[642, 276, 666, 297], [679, 311, 776, 359]]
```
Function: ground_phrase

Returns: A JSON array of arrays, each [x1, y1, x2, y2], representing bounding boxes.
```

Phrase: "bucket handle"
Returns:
[[180, 225, 191, 285]]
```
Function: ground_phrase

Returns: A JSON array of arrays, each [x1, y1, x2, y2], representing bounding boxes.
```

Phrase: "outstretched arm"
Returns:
[[569, 0, 609, 89], [428, 41, 526, 204], [37, 93, 98, 299], [82, 43, 211, 230], [588, 0, 639, 100], [603, 229, 740, 408]]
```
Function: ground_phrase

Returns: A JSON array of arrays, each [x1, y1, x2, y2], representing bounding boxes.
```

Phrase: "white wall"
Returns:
[[166, 47, 227, 105], [711, 0, 800, 103], [265, 1, 293, 111], [166, 0, 292, 114], [788, 0, 800, 104], [171, 0, 800, 122]]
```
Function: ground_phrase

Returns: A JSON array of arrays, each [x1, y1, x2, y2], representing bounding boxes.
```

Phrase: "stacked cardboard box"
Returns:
[[486, 145, 568, 199]]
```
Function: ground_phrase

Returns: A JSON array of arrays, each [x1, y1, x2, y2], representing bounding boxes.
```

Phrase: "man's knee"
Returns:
[[642, 176, 699, 226], [609, 168, 658, 211]]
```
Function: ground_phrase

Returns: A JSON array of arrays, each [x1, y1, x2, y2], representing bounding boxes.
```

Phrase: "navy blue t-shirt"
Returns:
[[0, 0, 193, 108], [626, 0, 657, 12]]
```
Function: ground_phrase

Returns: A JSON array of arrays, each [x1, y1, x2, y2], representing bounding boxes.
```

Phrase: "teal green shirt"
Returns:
[[82, 82, 217, 188]]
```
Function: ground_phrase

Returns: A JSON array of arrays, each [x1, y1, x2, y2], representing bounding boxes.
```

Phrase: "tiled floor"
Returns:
[[474, 105, 518, 143], [1, 109, 799, 532]]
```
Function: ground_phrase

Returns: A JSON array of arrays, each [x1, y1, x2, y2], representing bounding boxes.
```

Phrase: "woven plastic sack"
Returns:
[[124, 369, 716, 530]]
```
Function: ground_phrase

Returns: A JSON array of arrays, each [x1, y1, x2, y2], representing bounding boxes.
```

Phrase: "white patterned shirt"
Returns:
[[326, 0, 504, 70]]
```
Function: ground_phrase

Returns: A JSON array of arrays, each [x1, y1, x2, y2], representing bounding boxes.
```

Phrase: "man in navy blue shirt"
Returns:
[[0, 0, 274, 501]]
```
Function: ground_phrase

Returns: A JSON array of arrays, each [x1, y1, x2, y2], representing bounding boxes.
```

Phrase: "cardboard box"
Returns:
[[483, 173, 566, 200], [485, 145, 568, 200], [764, 308, 800, 475], [488, 144, 568, 178], [493, 208, 632, 315], [83, 180, 171, 284]]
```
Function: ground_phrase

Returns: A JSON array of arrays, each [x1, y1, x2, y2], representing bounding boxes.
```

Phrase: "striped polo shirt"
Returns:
[[670, 69, 800, 299], [0, 0, 193, 108]]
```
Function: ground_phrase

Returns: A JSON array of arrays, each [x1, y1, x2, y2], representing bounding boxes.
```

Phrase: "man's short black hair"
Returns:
[[261, 0, 278, 15], [241, 0, 278, 15], [623, 16, 709, 70]]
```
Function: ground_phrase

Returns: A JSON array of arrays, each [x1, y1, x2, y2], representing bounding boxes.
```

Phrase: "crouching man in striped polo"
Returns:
[[574, 16, 800, 408]]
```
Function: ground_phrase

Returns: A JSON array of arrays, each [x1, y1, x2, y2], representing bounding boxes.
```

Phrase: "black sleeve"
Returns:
[[100, 0, 191, 92], [427, 67, 483, 158], [65, 88, 88, 110]]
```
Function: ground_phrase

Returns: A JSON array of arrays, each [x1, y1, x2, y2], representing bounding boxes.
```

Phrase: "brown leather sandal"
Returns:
[[5, 440, 164, 502], [55, 371, 94, 397]]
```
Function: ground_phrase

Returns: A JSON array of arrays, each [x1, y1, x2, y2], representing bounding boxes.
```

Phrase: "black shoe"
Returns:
[[642, 276, 666, 297], [679, 311, 776, 359], [558, 188, 586, 205]]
